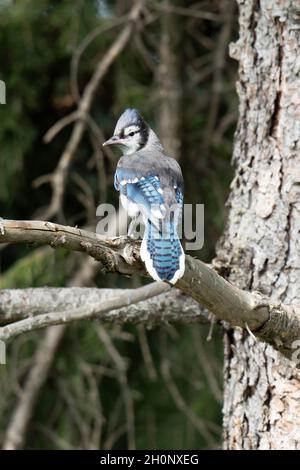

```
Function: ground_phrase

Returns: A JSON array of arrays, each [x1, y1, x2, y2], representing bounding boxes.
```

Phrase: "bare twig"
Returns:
[[72, 172, 96, 223], [96, 327, 136, 450], [88, 127, 108, 205], [1, 258, 98, 450], [0, 286, 208, 327], [160, 358, 216, 446], [103, 424, 127, 450], [137, 325, 157, 380], [43, 111, 80, 144], [70, 16, 129, 102], [202, 0, 234, 151], [2, 325, 65, 450], [192, 328, 222, 403], [151, 2, 220, 21], [156, 0, 182, 160], [42, 0, 144, 220], [0, 282, 170, 341]]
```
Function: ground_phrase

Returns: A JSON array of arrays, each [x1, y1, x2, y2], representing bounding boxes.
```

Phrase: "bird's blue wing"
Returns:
[[115, 168, 165, 220], [175, 185, 184, 208], [127, 176, 164, 216]]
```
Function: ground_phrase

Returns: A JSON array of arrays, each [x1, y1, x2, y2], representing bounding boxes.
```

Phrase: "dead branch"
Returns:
[[0, 286, 207, 328], [160, 358, 216, 446], [1, 325, 65, 450], [151, 2, 220, 21], [137, 325, 157, 380], [70, 16, 129, 102], [0, 282, 170, 341], [96, 327, 135, 450], [1, 258, 98, 450], [42, 0, 144, 220]]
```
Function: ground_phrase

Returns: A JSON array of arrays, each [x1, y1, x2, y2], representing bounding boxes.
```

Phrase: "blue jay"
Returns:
[[103, 109, 185, 284]]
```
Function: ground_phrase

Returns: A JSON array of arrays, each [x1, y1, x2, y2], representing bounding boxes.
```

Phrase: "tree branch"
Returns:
[[0, 283, 170, 341], [0, 286, 207, 326], [1, 218, 300, 361], [42, 0, 144, 220], [1, 259, 99, 450], [2, 325, 66, 450]]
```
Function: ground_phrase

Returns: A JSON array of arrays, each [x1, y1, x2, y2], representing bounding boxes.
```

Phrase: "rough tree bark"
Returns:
[[217, 0, 300, 449]]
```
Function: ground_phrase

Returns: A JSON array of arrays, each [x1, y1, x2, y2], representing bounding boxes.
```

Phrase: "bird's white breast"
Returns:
[[120, 194, 140, 217]]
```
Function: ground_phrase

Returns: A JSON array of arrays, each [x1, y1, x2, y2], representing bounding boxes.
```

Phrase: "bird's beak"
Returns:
[[103, 135, 122, 147]]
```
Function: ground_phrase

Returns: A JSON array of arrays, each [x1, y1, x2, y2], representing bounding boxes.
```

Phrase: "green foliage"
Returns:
[[0, 247, 76, 289], [0, 0, 99, 214]]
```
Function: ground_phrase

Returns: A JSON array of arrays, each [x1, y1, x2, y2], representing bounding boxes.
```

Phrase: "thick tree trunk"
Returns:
[[217, 0, 300, 449]]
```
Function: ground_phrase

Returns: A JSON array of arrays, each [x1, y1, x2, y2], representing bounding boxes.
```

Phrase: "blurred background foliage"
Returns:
[[0, 0, 237, 449]]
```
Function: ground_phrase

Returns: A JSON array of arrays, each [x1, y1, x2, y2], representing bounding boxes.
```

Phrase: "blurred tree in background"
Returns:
[[0, 0, 237, 449]]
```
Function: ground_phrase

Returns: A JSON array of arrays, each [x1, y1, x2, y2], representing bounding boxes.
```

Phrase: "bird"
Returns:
[[103, 108, 185, 284]]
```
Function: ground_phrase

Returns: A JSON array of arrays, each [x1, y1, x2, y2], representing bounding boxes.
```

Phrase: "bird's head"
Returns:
[[103, 108, 150, 155]]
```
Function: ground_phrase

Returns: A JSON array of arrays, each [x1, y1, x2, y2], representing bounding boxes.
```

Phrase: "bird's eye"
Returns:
[[128, 131, 135, 137]]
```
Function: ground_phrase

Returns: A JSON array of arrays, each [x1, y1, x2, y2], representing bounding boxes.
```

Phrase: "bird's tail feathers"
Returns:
[[140, 218, 185, 284]]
